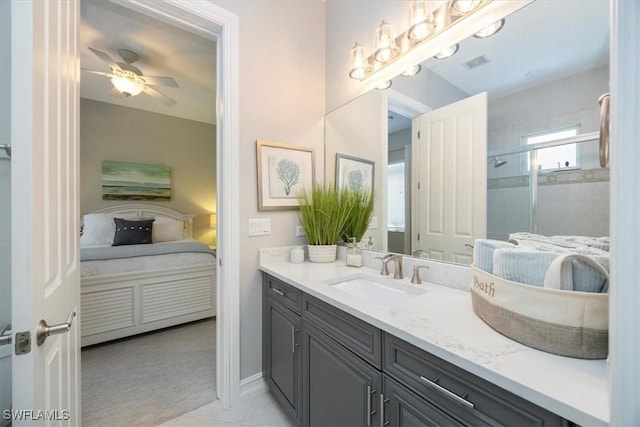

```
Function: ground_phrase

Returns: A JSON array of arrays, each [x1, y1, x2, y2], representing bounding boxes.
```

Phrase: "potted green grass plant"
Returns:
[[340, 189, 375, 244], [298, 184, 354, 263]]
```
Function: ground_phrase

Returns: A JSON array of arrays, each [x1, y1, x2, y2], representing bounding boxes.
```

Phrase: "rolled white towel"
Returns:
[[472, 239, 515, 274], [493, 248, 573, 288]]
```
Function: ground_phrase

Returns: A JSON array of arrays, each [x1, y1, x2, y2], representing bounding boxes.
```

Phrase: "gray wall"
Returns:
[[211, 0, 326, 380], [80, 99, 217, 244]]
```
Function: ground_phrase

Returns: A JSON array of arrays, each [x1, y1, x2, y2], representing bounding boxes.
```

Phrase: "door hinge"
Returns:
[[15, 331, 31, 355], [417, 181, 420, 190], [417, 233, 420, 241], [417, 131, 421, 139]]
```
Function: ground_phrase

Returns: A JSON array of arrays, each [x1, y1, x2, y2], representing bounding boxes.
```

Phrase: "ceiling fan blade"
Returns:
[[88, 47, 122, 72], [143, 86, 176, 106], [82, 68, 115, 78], [141, 75, 179, 88]]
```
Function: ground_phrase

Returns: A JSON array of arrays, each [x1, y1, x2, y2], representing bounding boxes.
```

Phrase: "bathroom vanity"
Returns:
[[260, 249, 608, 427]]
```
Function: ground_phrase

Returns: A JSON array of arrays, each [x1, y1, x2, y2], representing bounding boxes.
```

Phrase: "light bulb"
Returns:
[[349, 43, 370, 80], [374, 20, 398, 63]]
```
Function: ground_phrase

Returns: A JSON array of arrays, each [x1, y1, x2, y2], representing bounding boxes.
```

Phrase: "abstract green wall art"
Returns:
[[102, 160, 171, 200]]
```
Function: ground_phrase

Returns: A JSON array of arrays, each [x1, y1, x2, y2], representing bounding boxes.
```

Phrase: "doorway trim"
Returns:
[[118, 0, 240, 408]]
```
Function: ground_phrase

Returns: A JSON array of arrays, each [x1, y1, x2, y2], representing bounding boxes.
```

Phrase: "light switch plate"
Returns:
[[296, 226, 305, 236], [248, 218, 271, 236], [369, 216, 378, 229]]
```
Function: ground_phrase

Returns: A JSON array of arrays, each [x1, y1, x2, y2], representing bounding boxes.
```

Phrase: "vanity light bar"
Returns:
[[349, 0, 496, 82]]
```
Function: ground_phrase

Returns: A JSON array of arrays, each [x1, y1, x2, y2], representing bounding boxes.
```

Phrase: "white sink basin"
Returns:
[[325, 274, 427, 307]]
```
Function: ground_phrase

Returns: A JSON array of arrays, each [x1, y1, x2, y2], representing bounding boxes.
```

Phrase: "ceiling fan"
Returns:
[[83, 47, 179, 106]]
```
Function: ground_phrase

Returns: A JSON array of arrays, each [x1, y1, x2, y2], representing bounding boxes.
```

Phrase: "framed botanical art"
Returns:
[[335, 153, 374, 193], [256, 140, 315, 210]]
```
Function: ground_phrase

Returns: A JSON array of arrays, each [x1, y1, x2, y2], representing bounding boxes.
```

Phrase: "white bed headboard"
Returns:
[[86, 204, 196, 238]]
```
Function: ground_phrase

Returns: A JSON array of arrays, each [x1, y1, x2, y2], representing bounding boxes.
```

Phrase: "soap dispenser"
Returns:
[[346, 237, 363, 267]]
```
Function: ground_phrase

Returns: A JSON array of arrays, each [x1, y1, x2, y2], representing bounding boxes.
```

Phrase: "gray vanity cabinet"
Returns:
[[262, 273, 570, 427], [262, 275, 303, 424], [302, 321, 382, 427]]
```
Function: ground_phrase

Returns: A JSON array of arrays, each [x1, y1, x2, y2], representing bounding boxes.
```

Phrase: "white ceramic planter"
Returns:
[[307, 244, 337, 263]]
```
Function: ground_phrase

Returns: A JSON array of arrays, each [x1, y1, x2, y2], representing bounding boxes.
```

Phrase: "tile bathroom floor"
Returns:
[[157, 389, 295, 427]]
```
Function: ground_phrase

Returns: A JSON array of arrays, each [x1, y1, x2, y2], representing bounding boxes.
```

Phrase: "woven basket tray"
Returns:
[[470, 254, 609, 359]]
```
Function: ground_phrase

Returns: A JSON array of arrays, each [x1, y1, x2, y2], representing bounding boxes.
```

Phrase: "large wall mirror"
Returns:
[[325, 0, 610, 264]]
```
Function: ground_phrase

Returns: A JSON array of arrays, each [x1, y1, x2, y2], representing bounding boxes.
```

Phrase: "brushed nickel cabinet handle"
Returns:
[[420, 375, 475, 409], [271, 288, 285, 297]]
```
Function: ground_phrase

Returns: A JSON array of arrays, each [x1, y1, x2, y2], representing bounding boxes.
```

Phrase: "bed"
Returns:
[[80, 204, 216, 347]]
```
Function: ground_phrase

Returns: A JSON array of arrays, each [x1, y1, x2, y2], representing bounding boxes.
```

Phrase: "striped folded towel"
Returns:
[[472, 239, 515, 274], [493, 248, 572, 288]]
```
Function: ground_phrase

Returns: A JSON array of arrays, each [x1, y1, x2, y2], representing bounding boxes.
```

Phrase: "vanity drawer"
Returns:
[[383, 333, 567, 427], [302, 293, 382, 369], [263, 273, 302, 314]]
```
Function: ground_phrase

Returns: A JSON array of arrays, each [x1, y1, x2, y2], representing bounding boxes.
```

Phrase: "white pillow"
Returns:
[[152, 217, 185, 242], [80, 213, 116, 246]]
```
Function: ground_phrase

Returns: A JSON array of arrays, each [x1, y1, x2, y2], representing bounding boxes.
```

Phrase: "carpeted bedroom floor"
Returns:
[[81, 318, 216, 427]]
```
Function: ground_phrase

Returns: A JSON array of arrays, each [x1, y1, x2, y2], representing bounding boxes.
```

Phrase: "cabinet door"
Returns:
[[302, 322, 382, 427], [383, 375, 466, 427], [264, 297, 302, 424]]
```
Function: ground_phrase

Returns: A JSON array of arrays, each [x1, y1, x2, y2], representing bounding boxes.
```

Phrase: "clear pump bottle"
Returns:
[[346, 237, 363, 267]]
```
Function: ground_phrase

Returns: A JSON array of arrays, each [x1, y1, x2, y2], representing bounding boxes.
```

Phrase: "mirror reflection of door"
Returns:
[[387, 111, 412, 255], [413, 92, 488, 264]]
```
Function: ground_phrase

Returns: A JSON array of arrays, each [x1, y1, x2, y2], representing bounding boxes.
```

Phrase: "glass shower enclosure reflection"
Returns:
[[487, 133, 609, 241]]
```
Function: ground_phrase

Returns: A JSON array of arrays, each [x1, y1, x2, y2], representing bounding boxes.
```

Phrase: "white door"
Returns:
[[11, 1, 81, 425], [413, 92, 487, 264]]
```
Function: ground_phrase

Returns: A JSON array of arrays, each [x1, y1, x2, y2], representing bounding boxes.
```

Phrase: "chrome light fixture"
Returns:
[[349, 43, 371, 80], [374, 20, 398, 63], [347, 0, 506, 82], [401, 64, 422, 77], [375, 80, 393, 90], [434, 44, 459, 60], [408, 0, 433, 42], [449, 0, 480, 16], [473, 18, 505, 38]]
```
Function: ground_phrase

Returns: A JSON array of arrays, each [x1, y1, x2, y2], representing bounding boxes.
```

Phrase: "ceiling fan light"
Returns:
[[473, 19, 505, 38], [433, 44, 459, 60], [111, 76, 144, 97], [374, 20, 398, 63]]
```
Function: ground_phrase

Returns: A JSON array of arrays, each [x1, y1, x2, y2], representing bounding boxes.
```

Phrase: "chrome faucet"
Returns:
[[388, 255, 404, 279], [411, 265, 430, 284], [375, 254, 393, 276]]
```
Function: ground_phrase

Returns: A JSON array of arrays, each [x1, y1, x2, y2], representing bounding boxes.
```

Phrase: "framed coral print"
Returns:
[[335, 153, 374, 193], [257, 140, 315, 210]]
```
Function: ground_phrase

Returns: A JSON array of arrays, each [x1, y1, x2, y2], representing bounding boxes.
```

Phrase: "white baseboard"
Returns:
[[239, 372, 268, 403]]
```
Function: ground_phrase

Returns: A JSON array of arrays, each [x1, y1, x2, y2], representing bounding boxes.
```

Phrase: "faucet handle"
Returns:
[[375, 255, 392, 276], [411, 265, 430, 284]]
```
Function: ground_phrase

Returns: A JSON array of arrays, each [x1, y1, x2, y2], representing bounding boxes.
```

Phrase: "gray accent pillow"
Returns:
[[112, 218, 155, 246]]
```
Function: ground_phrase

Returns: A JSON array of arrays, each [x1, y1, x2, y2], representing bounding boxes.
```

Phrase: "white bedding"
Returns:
[[80, 239, 216, 277]]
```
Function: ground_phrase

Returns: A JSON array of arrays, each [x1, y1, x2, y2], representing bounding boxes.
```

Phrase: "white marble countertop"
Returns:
[[259, 247, 609, 426]]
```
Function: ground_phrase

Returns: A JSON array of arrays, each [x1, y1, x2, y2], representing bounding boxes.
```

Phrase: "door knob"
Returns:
[[37, 311, 76, 346]]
